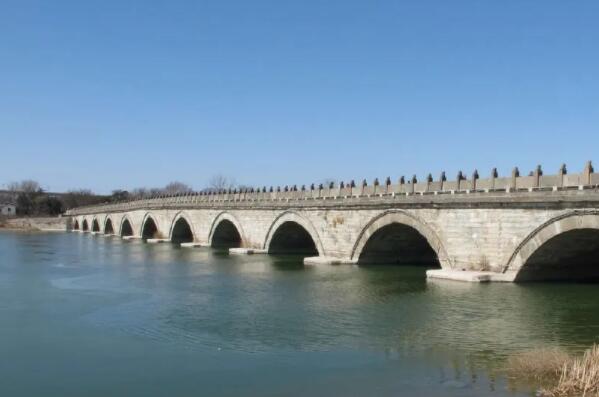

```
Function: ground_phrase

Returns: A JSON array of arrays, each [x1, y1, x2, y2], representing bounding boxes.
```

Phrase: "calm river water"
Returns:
[[2, 231, 599, 396]]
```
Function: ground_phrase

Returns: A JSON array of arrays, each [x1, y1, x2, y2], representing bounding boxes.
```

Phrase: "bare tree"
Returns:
[[163, 181, 193, 195], [62, 189, 105, 209], [149, 187, 163, 197], [7, 180, 43, 215], [130, 187, 149, 199], [111, 190, 130, 202], [208, 174, 236, 192], [8, 180, 41, 193]]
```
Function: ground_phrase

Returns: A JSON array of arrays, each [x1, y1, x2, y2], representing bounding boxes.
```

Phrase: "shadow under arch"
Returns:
[[82, 219, 89, 231], [169, 212, 195, 244], [351, 210, 450, 269], [263, 211, 324, 256], [141, 213, 159, 240], [208, 212, 246, 249], [73, 219, 80, 230], [104, 217, 114, 234], [505, 210, 599, 282], [120, 216, 134, 237]]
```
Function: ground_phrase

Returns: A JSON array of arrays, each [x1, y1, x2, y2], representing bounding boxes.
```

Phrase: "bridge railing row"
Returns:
[[66, 162, 599, 215]]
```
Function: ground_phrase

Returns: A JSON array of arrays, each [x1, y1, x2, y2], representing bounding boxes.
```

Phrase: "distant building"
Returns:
[[0, 203, 16, 217]]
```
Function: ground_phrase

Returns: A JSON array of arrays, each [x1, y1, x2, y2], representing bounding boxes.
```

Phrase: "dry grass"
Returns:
[[506, 345, 599, 396], [506, 347, 571, 382], [542, 344, 599, 397]]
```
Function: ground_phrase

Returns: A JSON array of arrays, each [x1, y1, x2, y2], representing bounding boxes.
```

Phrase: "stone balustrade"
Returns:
[[67, 162, 598, 216]]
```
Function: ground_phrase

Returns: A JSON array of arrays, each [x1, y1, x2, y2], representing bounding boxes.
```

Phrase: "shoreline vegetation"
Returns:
[[506, 344, 599, 396], [0, 215, 67, 232], [1, 176, 246, 218]]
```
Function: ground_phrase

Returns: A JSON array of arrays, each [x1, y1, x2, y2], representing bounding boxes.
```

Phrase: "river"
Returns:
[[2, 231, 598, 396]]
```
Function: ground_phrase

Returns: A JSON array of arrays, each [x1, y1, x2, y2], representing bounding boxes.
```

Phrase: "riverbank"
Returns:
[[0, 216, 68, 232]]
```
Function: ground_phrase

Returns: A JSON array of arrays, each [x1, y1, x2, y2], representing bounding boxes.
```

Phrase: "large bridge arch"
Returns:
[[208, 212, 245, 248], [168, 211, 196, 244], [82, 219, 89, 232], [505, 210, 599, 281], [73, 219, 80, 230], [263, 211, 324, 256], [351, 210, 451, 268]]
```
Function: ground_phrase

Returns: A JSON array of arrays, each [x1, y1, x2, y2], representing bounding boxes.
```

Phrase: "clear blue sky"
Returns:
[[1, 0, 598, 194]]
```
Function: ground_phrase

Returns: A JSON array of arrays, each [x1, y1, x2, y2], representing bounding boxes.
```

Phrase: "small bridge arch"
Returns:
[[208, 212, 245, 249], [92, 218, 100, 232], [168, 212, 195, 244], [263, 211, 324, 256], [141, 213, 160, 240], [104, 217, 114, 234], [119, 216, 134, 237]]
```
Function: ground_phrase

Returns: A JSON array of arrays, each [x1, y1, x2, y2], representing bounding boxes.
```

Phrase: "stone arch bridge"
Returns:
[[67, 162, 599, 282]]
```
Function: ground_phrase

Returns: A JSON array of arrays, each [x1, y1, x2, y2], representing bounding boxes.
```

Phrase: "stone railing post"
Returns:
[[439, 172, 446, 192], [426, 173, 433, 192], [491, 168, 498, 189], [410, 175, 417, 194], [511, 167, 519, 190], [398, 176, 405, 193], [472, 169, 479, 191], [457, 171, 464, 191], [558, 164, 567, 187], [583, 161, 594, 185], [533, 165, 542, 187]]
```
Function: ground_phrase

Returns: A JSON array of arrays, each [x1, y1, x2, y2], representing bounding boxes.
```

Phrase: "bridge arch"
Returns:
[[505, 210, 599, 281], [119, 216, 134, 237], [264, 211, 324, 256], [92, 217, 100, 232], [73, 219, 80, 230], [141, 213, 160, 240], [82, 219, 89, 232], [208, 212, 245, 249], [104, 217, 114, 235], [351, 210, 451, 268], [168, 212, 195, 244]]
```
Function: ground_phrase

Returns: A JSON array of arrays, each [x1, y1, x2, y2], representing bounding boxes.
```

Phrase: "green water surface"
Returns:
[[1, 231, 598, 396]]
